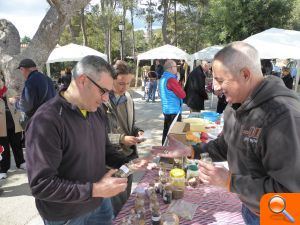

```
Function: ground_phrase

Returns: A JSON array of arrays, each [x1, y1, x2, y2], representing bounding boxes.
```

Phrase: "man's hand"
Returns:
[[151, 146, 192, 158], [130, 156, 152, 171], [151, 134, 192, 158], [198, 161, 230, 188], [92, 169, 128, 198], [121, 136, 139, 146]]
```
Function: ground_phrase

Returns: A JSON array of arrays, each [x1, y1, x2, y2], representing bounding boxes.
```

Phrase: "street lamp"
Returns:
[[118, 21, 124, 60]]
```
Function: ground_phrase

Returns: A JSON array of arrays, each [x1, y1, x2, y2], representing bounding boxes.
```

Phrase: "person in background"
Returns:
[[155, 59, 164, 99], [155, 59, 164, 80], [214, 89, 227, 114], [58, 67, 72, 89], [103, 60, 144, 216], [9, 58, 56, 129], [146, 70, 158, 103], [281, 66, 293, 90], [159, 59, 186, 145], [0, 78, 25, 179], [152, 42, 300, 225], [25, 56, 148, 225], [0, 145, 4, 195], [179, 60, 186, 87], [184, 61, 209, 112]]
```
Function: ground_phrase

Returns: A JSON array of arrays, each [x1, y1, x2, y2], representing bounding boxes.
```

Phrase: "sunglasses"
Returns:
[[86, 76, 110, 95]]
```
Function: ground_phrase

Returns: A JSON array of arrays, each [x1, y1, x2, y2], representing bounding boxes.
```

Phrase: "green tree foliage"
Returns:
[[291, 0, 300, 30], [21, 36, 31, 44], [204, 0, 297, 44], [56, 0, 298, 60]]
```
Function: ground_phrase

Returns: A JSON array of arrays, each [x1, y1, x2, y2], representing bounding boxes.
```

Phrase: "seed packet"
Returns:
[[167, 199, 199, 220]]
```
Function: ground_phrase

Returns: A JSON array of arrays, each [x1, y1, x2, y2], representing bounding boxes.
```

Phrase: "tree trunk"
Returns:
[[130, 6, 136, 57], [122, 5, 127, 58], [174, 0, 177, 46], [80, 8, 88, 46], [0, 0, 92, 93], [101, 0, 109, 63], [162, 0, 170, 44], [67, 24, 76, 43]]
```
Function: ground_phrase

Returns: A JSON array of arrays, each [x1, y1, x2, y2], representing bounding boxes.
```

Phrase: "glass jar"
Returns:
[[170, 168, 185, 187], [186, 164, 199, 179], [160, 212, 179, 225], [163, 184, 172, 204], [200, 153, 213, 164]]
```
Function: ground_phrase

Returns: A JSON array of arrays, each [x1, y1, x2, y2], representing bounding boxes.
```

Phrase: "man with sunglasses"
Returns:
[[25, 56, 148, 225]]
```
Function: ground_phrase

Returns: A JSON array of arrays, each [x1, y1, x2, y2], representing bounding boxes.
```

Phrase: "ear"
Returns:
[[241, 67, 251, 81], [76, 74, 86, 88]]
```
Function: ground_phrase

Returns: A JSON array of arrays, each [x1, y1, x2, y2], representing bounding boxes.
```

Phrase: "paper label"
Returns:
[[119, 165, 130, 174]]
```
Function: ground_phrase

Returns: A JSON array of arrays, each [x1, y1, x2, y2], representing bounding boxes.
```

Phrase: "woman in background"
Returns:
[[281, 67, 293, 90], [0, 78, 25, 179]]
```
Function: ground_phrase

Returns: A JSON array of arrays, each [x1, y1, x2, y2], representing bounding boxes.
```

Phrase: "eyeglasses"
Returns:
[[86, 76, 110, 95]]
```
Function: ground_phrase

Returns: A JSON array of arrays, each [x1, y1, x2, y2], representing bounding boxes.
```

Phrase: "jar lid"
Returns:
[[170, 168, 185, 178]]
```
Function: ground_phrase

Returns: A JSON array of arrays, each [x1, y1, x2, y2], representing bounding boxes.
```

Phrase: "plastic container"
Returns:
[[200, 111, 220, 122], [186, 164, 199, 179], [170, 168, 185, 187]]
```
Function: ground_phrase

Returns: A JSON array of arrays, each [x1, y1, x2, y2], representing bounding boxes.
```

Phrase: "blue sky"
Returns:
[[0, 0, 161, 39]]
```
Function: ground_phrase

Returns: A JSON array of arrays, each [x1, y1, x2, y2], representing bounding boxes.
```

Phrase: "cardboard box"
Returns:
[[182, 118, 210, 132], [168, 122, 190, 145], [169, 122, 190, 134]]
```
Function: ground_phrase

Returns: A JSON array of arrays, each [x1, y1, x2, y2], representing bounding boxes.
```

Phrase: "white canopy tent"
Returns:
[[243, 28, 300, 90], [46, 43, 108, 76], [135, 44, 192, 86], [193, 45, 224, 61]]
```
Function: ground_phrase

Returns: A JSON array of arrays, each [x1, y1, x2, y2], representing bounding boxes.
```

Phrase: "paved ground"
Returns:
[[0, 88, 217, 225]]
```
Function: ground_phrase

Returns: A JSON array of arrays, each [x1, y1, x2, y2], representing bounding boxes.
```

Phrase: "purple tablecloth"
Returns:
[[114, 169, 245, 225]]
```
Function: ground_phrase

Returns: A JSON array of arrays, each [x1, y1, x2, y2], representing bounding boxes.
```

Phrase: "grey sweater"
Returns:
[[25, 93, 128, 220], [202, 76, 300, 214]]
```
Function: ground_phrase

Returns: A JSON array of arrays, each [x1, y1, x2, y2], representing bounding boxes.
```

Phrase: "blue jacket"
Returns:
[[159, 71, 182, 114], [16, 70, 56, 117]]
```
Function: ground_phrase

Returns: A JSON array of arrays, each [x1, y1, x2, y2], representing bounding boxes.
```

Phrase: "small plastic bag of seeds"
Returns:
[[167, 199, 199, 220]]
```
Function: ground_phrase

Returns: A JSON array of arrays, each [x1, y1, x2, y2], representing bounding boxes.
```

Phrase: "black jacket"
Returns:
[[282, 74, 293, 89], [26, 93, 128, 220], [184, 66, 207, 110], [16, 70, 56, 118]]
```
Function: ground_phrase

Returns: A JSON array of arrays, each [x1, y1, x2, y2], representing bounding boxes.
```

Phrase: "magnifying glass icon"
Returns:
[[268, 195, 295, 223]]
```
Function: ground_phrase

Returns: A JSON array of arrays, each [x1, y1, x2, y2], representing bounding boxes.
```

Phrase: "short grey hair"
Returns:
[[213, 41, 262, 77], [163, 59, 176, 71], [72, 55, 114, 81]]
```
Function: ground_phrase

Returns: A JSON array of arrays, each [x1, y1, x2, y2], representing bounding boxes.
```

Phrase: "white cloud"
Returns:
[[0, 0, 49, 38], [0, 0, 160, 38], [1, 13, 46, 38]]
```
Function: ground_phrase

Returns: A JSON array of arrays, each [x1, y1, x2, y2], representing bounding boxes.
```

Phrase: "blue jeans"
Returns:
[[43, 198, 113, 225], [147, 80, 157, 102], [242, 204, 260, 225]]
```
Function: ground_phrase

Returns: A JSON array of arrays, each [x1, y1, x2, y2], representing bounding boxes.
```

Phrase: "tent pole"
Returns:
[[295, 60, 300, 92], [135, 60, 139, 87]]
